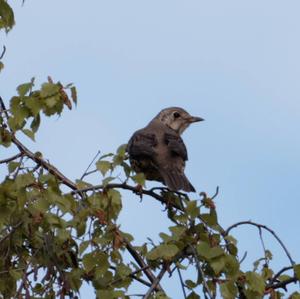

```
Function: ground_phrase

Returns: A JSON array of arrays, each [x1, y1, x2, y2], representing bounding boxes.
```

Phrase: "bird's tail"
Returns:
[[161, 169, 196, 192]]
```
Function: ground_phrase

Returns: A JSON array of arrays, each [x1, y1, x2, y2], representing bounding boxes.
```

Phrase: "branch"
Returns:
[[0, 152, 23, 164], [72, 183, 183, 210], [225, 221, 295, 267], [80, 150, 101, 180], [11, 135, 78, 190], [143, 267, 167, 299], [0, 97, 77, 190], [266, 277, 298, 291], [177, 267, 187, 299], [189, 244, 214, 299], [272, 266, 294, 282], [124, 239, 164, 292], [109, 265, 154, 289], [0, 46, 6, 60]]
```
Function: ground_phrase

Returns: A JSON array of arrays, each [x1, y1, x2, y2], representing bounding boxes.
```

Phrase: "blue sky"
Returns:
[[1, 0, 300, 297]]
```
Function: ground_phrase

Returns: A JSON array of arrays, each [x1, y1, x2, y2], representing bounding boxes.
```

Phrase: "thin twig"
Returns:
[[266, 277, 298, 291], [211, 186, 219, 200], [258, 227, 268, 266], [0, 152, 23, 164], [143, 267, 167, 299], [239, 251, 247, 264], [272, 266, 294, 282], [124, 238, 164, 293], [80, 150, 101, 180], [177, 267, 187, 299], [189, 245, 213, 299], [0, 46, 6, 60], [225, 221, 295, 267]]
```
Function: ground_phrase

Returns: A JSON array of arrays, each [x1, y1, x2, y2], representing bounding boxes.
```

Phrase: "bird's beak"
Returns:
[[188, 116, 205, 123]]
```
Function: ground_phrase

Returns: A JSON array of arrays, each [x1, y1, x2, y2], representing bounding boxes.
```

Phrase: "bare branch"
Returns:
[[0, 152, 23, 164], [211, 186, 220, 200], [80, 150, 101, 180], [124, 238, 164, 293], [143, 267, 167, 299], [0, 46, 6, 60], [225, 221, 295, 267], [177, 267, 187, 299], [272, 266, 294, 282], [258, 227, 269, 266]]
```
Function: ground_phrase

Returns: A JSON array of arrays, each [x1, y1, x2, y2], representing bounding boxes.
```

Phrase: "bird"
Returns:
[[127, 107, 204, 192]]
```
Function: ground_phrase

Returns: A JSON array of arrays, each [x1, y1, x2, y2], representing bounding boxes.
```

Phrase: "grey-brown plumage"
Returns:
[[127, 107, 204, 192]]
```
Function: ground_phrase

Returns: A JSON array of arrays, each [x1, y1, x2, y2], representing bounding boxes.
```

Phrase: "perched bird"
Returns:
[[127, 107, 204, 192]]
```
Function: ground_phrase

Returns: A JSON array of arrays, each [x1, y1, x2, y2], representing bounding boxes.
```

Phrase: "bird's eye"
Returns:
[[173, 112, 180, 118]]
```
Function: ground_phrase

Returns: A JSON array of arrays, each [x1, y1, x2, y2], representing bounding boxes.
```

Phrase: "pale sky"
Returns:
[[1, 1, 300, 297]]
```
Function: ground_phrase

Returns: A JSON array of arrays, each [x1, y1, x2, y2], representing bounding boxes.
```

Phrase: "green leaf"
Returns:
[[211, 256, 226, 274], [224, 254, 240, 278], [186, 292, 200, 299], [196, 242, 224, 260], [0, 0, 15, 32], [290, 292, 300, 299], [185, 200, 199, 219], [9, 269, 23, 280], [169, 225, 186, 240], [40, 83, 60, 98], [22, 129, 35, 141], [25, 97, 43, 117], [245, 271, 265, 295], [185, 279, 197, 289], [45, 96, 59, 108], [83, 253, 96, 272], [30, 114, 41, 132], [147, 244, 179, 260], [15, 173, 35, 189], [278, 274, 292, 281], [220, 281, 238, 299], [17, 79, 34, 97], [96, 160, 111, 176], [294, 264, 300, 280], [8, 161, 20, 173], [0, 128, 12, 147], [131, 172, 146, 186]]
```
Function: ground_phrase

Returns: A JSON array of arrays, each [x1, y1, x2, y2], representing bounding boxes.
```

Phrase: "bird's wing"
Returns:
[[164, 133, 188, 161], [127, 130, 158, 158]]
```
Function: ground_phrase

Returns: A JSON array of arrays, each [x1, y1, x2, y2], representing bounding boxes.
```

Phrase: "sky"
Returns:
[[1, 0, 300, 297]]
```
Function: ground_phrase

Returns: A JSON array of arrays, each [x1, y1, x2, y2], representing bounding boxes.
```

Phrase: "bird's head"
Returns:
[[154, 107, 204, 134]]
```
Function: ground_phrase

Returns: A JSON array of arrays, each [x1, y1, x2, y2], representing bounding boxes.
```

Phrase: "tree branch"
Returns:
[[0, 152, 23, 164], [225, 221, 295, 267], [177, 267, 187, 299], [0, 45, 6, 60], [124, 239, 164, 292], [143, 266, 167, 299], [189, 244, 214, 299], [266, 277, 298, 291]]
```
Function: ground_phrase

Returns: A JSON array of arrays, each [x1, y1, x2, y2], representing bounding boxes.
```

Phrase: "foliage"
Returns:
[[0, 2, 299, 299], [0, 87, 299, 299]]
